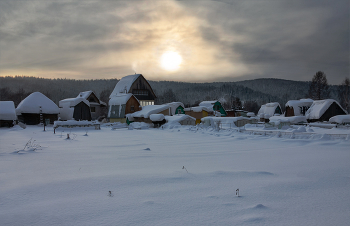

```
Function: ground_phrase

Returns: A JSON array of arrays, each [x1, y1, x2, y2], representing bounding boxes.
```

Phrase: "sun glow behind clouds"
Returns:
[[160, 51, 182, 71]]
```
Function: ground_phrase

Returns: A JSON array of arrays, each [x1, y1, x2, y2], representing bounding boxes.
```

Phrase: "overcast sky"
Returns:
[[0, 0, 348, 84]]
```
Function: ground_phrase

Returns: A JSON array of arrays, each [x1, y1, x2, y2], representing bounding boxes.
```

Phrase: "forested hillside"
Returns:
[[0, 76, 342, 113]]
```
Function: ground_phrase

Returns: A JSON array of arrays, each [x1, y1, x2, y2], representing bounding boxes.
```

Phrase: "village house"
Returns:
[[0, 101, 17, 127], [257, 102, 283, 122], [59, 97, 92, 121], [108, 74, 157, 122], [285, 99, 313, 117], [16, 92, 59, 125], [77, 91, 107, 120], [199, 101, 227, 117], [128, 105, 170, 124], [109, 74, 156, 107], [305, 99, 347, 122], [108, 93, 141, 123], [184, 106, 211, 124]]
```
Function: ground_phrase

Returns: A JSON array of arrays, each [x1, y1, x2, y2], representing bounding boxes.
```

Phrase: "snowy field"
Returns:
[[1, 123, 349, 226]]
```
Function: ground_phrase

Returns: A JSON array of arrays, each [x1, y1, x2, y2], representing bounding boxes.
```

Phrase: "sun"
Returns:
[[160, 51, 182, 71]]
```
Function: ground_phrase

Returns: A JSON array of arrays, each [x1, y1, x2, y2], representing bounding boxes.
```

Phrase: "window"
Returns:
[[132, 90, 149, 96], [91, 107, 96, 112], [131, 105, 135, 112]]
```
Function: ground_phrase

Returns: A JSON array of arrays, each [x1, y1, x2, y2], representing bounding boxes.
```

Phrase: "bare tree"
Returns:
[[338, 77, 350, 112], [308, 71, 330, 100]]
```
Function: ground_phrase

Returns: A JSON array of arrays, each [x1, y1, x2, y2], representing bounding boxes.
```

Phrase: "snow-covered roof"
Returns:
[[199, 101, 217, 109], [269, 116, 307, 124], [109, 93, 136, 106], [59, 97, 90, 108], [131, 105, 169, 118], [329, 115, 350, 124], [306, 99, 347, 120], [164, 102, 185, 115], [16, 92, 59, 115], [150, 114, 165, 122], [77, 91, 93, 99], [184, 106, 212, 113], [0, 101, 17, 120], [285, 99, 313, 116], [258, 102, 281, 119], [247, 112, 255, 117], [165, 115, 196, 124], [109, 74, 141, 98]]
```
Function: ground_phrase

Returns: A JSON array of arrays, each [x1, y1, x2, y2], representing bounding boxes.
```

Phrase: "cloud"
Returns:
[[0, 0, 348, 84]]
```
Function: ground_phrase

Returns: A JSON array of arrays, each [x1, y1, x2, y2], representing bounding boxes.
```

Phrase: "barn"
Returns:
[[306, 99, 348, 122], [59, 97, 92, 121], [108, 93, 141, 123], [0, 101, 17, 127], [16, 92, 59, 125], [285, 99, 313, 117]]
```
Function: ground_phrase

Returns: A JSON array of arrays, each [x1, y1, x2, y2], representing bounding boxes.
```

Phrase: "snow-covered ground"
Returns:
[[1, 123, 349, 226]]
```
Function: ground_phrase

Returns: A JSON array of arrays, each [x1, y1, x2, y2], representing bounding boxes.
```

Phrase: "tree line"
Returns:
[[1, 74, 349, 114]]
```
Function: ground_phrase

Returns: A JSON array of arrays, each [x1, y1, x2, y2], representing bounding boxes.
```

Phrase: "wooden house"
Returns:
[[305, 99, 347, 122], [16, 92, 59, 125], [285, 99, 313, 117], [108, 93, 141, 123], [77, 91, 107, 120], [59, 97, 92, 121], [109, 74, 156, 107], [0, 101, 17, 127], [258, 102, 283, 122], [184, 106, 211, 124]]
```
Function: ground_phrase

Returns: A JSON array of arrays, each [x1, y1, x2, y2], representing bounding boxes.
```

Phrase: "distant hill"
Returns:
[[0, 76, 341, 112]]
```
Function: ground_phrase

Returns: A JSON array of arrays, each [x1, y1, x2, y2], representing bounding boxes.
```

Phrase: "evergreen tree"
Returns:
[[308, 71, 330, 100], [338, 77, 350, 112]]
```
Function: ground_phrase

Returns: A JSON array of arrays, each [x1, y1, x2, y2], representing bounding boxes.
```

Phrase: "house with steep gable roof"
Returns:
[[77, 91, 107, 120], [258, 102, 283, 122], [305, 99, 347, 122], [109, 74, 156, 107]]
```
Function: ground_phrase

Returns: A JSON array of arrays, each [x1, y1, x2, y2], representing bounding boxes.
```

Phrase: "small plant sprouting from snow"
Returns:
[[182, 166, 188, 173]]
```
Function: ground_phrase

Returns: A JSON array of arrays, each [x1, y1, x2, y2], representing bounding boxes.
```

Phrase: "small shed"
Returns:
[[16, 92, 59, 125], [285, 99, 313, 117], [306, 99, 347, 122], [199, 100, 227, 117], [184, 106, 211, 124], [0, 101, 17, 127], [258, 102, 283, 122], [108, 93, 141, 123], [77, 91, 107, 120], [59, 97, 92, 121]]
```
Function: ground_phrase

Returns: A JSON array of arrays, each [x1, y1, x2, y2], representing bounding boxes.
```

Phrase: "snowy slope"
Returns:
[[0, 124, 349, 226]]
